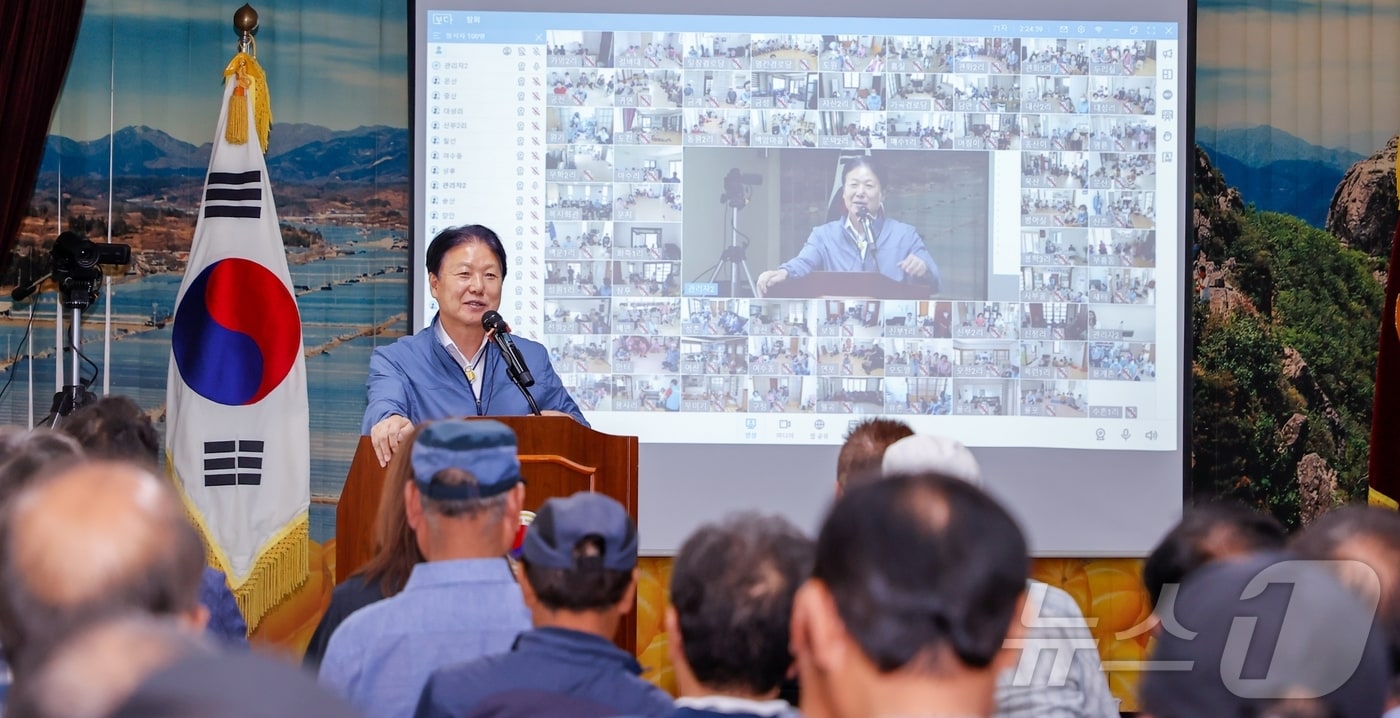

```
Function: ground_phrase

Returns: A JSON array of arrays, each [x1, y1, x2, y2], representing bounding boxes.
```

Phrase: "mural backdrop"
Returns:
[[1193, 0, 1397, 525], [0, 0, 410, 655], [0, 0, 1395, 709]]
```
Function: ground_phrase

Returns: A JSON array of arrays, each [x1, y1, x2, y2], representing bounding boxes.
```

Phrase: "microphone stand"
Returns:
[[507, 352, 542, 416], [487, 328, 542, 416], [859, 213, 879, 271], [520, 389, 542, 416]]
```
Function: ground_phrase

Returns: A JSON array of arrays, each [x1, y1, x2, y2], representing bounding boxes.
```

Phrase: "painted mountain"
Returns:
[[37, 123, 409, 185], [1197, 125, 1365, 228]]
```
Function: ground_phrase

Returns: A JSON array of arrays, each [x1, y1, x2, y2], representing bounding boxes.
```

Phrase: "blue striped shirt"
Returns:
[[318, 558, 530, 718]]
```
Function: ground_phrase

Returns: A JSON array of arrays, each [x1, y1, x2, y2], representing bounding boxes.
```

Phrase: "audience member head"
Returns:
[[1291, 505, 1400, 701], [520, 492, 639, 633], [107, 645, 360, 718], [792, 472, 1029, 718], [6, 614, 212, 718], [834, 418, 912, 492], [0, 461, 208, 674], [1141, 501, 1286, 610], [667, 512, 814, 699], [0, 427, 83, 508], [57, 395, 160, 467], [878, 434, 983, 488], [404, 419, 526, 560], [1256, 698, 1344, 718], [1139, 553, 1388, 718]]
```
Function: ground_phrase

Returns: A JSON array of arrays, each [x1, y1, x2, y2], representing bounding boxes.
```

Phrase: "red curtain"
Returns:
[[0, 0, 86, 277], [1368, 218, 1400, 508]]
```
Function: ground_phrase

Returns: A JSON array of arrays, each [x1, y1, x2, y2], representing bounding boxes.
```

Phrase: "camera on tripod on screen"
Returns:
[[720, 168, 762, 209]]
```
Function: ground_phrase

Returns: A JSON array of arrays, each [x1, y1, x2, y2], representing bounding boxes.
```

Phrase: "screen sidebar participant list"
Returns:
[[426, 16, 546, 338]]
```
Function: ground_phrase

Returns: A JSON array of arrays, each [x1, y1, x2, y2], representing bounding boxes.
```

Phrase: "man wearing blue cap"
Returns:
[[318, 419, 532, 718], [414, 491, 673, 718]]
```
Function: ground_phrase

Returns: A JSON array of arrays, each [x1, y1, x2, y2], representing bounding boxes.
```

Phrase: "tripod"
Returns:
[[42, 278, 100, 428], [705, 204, 758, 297]]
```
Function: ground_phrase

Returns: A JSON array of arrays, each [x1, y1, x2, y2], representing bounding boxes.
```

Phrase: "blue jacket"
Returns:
[[362, 316, 588, 433], [779, 216, 941, 292], [200, 567, 248, 646], [414, 627, 673, 718]]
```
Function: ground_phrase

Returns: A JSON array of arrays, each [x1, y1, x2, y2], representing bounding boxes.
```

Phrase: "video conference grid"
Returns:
[[441, 29, 1173, 418]]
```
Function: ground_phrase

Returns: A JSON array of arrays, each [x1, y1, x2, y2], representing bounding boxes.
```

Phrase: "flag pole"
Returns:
[[234, 4, 258, 54], [224, 5, 272, 153]]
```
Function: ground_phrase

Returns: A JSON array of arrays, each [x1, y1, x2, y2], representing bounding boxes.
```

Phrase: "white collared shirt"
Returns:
[[673, 695, 797, 717], [844, 215, 872, 259], [436, 320, 489, 401]]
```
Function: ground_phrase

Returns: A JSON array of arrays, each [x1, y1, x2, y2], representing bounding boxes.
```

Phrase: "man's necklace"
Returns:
[[465, 346, 486, 383]]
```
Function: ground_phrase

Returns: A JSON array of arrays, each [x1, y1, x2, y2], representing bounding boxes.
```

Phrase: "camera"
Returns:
[[52, 231, 131, 309], [720, 168, 762, 209], [53, 231, 130, 278]]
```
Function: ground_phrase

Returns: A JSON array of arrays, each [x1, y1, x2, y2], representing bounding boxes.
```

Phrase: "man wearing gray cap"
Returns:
[[318, 418, 532, 718], [415, 491, 673, 718]]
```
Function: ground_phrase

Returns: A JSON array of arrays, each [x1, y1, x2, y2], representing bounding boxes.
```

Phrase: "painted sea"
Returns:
[[0, 226, 410, 543]]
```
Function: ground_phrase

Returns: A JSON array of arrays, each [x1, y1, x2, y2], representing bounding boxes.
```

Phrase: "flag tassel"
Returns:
[[222, 51, 272, 152], [226, 83, 250, 147]]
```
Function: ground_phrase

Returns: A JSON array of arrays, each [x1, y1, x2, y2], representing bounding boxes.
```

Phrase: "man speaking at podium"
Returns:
[[755, 156, 941, 297], [363, 225, 588, 466]]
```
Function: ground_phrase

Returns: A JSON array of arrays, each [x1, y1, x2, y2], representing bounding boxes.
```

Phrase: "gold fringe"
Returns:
[[226, 85, 250, 147], [1370, 486, 1399, 510], [221, 51, 273, 153], [228, 516, 309, 633], [165, 455, 309, 633]]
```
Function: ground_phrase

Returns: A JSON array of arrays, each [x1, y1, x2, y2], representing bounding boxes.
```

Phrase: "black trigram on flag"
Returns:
[[204, 171, 263, 219], [203, 439, 264, 487]]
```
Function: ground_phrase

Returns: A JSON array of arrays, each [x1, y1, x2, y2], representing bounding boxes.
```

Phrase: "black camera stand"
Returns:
[[37, 232, 130, 427], [43, 284, 100, 428], [706, 204, 758, 297]]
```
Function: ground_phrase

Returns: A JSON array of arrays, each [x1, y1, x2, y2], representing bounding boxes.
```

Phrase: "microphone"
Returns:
[[11, 273, 52, 302], [482, 310, 541, 416], [483, 311, 536, 387], [856, 207, 878, 266]]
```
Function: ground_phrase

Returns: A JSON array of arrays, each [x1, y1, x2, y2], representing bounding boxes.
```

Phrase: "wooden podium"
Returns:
[[766, 270, 936, 299], [336, 416, 640, 651]]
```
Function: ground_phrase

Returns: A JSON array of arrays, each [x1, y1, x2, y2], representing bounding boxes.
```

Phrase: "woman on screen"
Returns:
[[362, 225, 587, 466], [756, 156, 941, 297]]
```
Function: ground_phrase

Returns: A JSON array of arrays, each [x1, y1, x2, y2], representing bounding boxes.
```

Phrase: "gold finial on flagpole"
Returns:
[[234, 4, 259, 55], [225, 3, 272, 151]]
